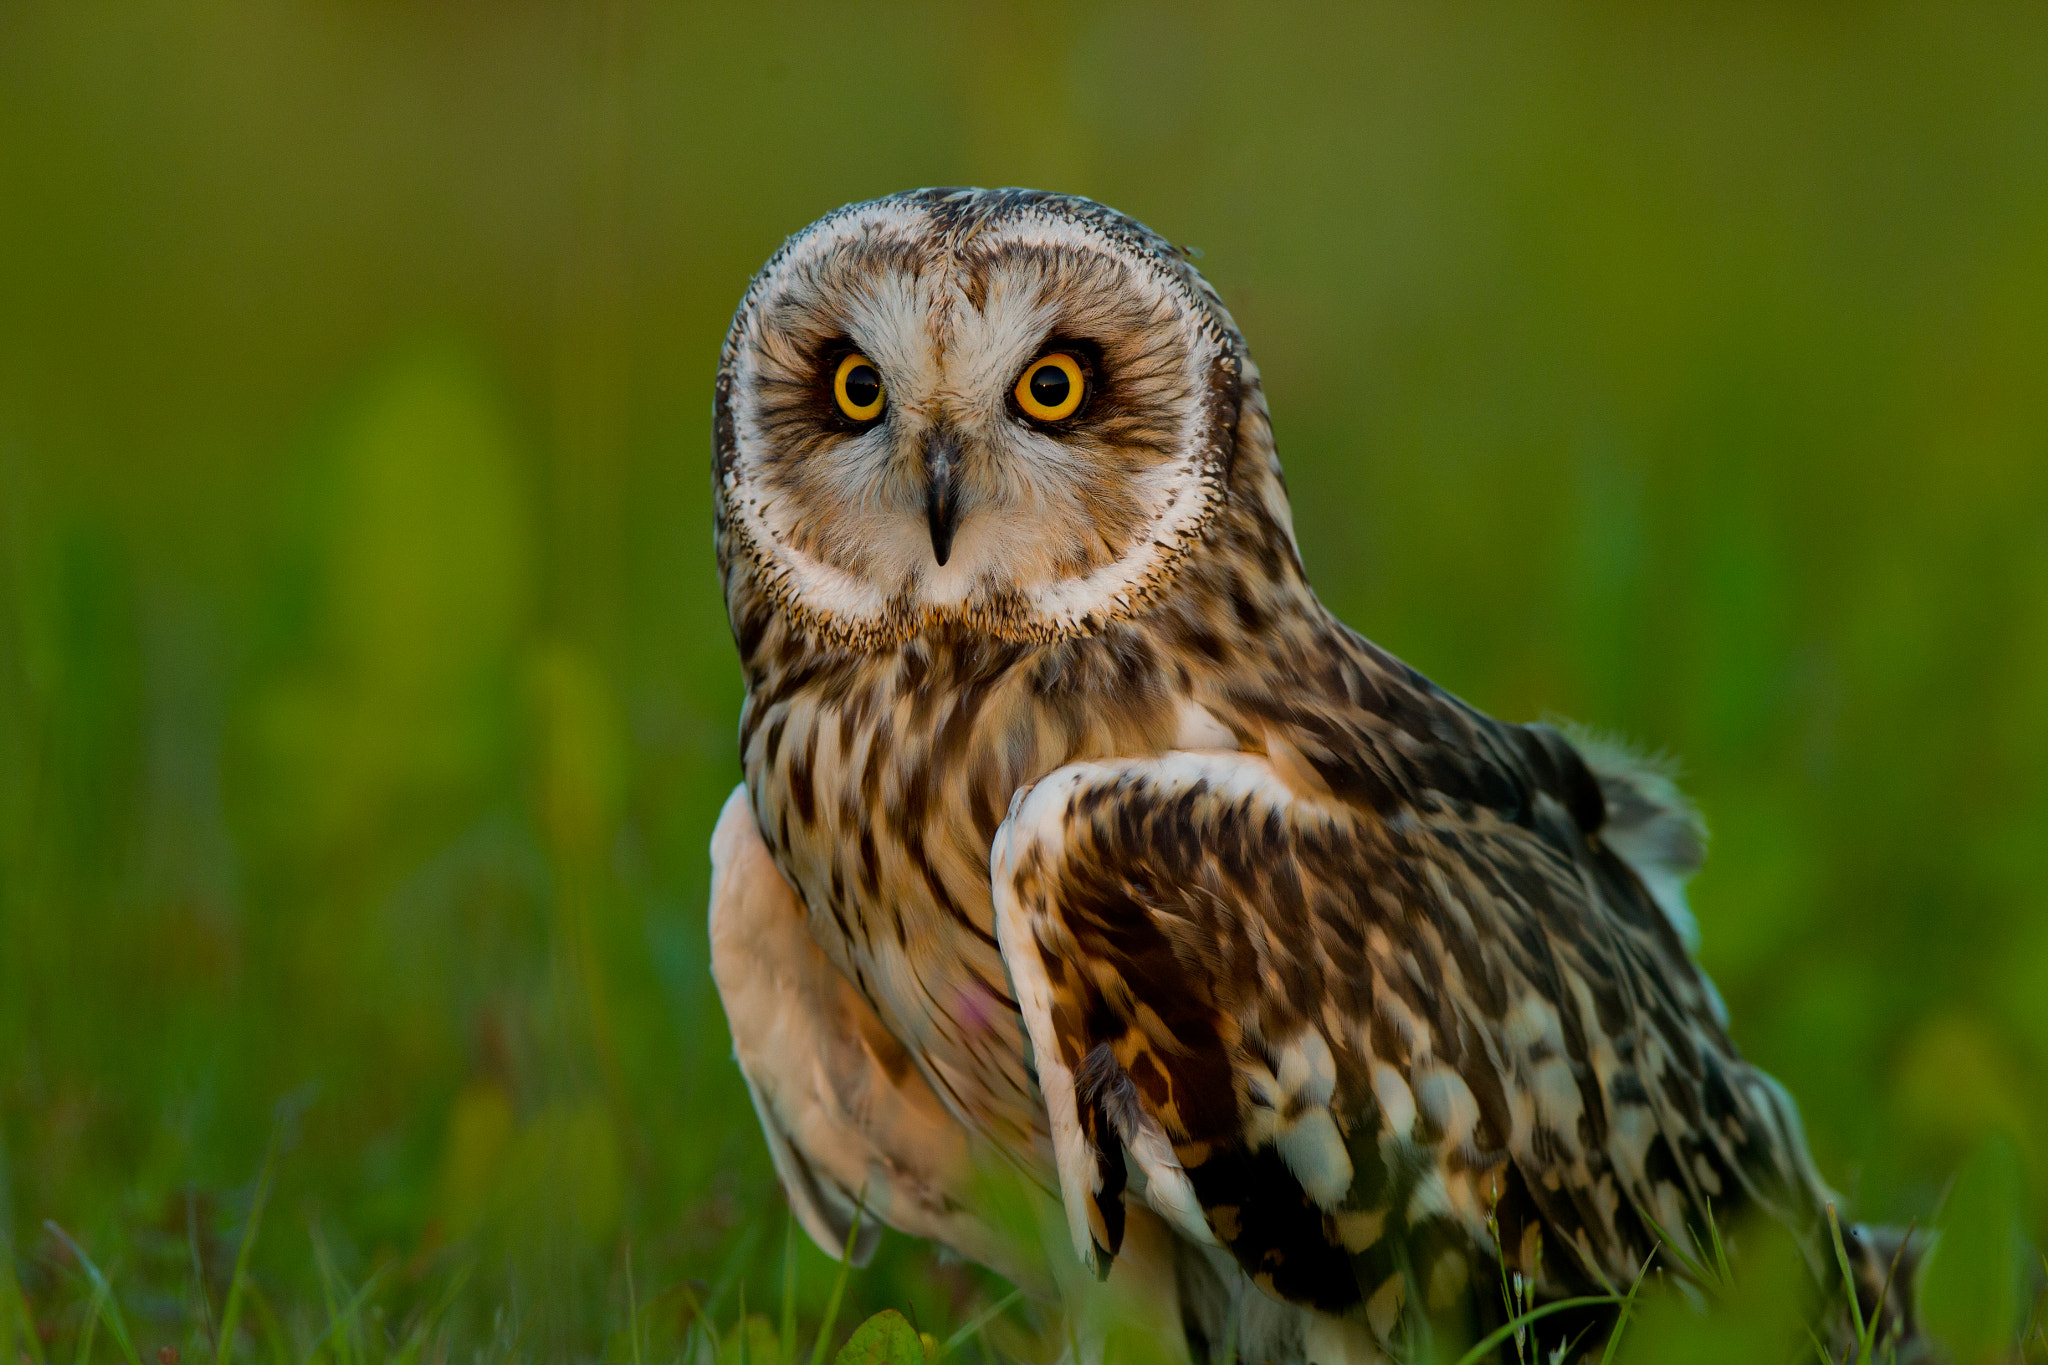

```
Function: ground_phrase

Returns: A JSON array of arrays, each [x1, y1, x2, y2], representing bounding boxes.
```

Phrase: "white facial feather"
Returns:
[[720, 194, 1233, 642]]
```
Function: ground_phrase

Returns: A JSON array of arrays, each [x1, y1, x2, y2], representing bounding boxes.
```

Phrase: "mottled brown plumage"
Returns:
[[706, 188, 1913, 1362]]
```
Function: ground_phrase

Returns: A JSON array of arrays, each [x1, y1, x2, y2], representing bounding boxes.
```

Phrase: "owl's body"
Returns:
[[708, 189, 1910, 1361]]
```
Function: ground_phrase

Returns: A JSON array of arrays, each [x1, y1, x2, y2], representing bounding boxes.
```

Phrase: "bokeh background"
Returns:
[[3, 2, 2045, 1359]]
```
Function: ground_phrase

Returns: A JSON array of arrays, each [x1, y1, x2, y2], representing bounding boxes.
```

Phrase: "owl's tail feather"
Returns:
[[1559, 725, 1708, 947]]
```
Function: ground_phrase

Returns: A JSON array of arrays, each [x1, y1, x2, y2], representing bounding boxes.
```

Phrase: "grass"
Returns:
[[8, 1137, 2036, 1365], [4, 2, 2048, 1362]]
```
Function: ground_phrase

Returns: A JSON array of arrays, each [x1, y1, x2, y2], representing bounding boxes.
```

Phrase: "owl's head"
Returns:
[[715, 188, 1291, 648]]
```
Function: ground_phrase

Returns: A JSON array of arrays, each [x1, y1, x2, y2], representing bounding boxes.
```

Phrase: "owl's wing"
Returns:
[[709, 784, 1025, 1279], [989, 751, 1826, 1332]]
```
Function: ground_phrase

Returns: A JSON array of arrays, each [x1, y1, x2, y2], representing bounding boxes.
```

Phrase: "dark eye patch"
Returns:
[[802, 338, 885, 431]]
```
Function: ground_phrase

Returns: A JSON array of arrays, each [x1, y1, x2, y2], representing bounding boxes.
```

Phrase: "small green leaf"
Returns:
[[831, 1311, 922, 1365]]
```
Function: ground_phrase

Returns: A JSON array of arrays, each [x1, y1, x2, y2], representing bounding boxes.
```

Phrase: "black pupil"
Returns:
[[1028, 363, 1071, 411], [843, 363, 881, 410]]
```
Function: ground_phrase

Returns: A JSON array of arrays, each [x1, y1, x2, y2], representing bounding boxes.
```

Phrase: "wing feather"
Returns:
[[988, 749, 1829, 1331], [993, 777, 1220, 1275]]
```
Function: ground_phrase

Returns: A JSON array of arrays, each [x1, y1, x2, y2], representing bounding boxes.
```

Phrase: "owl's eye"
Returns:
[[833, 352, 885, 422], [1014, 352, 1085, 423]]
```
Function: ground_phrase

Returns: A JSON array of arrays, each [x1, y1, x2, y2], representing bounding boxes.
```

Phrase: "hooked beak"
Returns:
[[923, 429, 962, 566]]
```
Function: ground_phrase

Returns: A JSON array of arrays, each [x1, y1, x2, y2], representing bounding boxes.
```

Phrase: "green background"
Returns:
[[3, 2, 2044, 1358]]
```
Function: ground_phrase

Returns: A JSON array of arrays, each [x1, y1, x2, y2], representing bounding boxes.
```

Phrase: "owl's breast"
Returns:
[[739, 654, 1043, 1152], [737, 630, 1190, 1154]]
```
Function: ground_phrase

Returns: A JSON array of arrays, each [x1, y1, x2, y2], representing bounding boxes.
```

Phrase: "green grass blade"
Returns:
[[71, 1286, 99, 1365], [1638, 1215, 1715, 1291], [1702, 1199, 1734, 1292], [806, 1199, 867, 1365], [401, 1259, 473, 1364], [1865, 1215, 1916, 1357], [302, 1265, 389, 1363], [421, 1268, 473, 1350], [185, 1193, 218, 1357], [309, 1233, 342, 1365], [0, 1263, 16, 1365], [937, 1289, 1023, 1359], [779, 1217, 797, 1365], [307, 1225, 356, 1365], [388, 1264, 466, 1365], [246, 1283, 291, 1365], [214, 1130, 282, 1365], [706, 1224, 766, 1327], [3, 1235, 49, 1365], [627, 1242, 646, 1365], [1447, 1294, 1622, 1365], [674, 1278, 717, 1365], [1824, 1202, 1869, 1362], [42, 1224, 141, 1365], [1595, 1245, 1658, 1365]]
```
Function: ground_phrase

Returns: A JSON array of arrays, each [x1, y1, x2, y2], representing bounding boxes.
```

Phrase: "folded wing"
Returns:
[[990, 750, 1826, 1338]]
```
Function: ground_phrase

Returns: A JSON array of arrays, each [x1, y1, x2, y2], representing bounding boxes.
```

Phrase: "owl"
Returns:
[[706, 188, 1914, 1362]]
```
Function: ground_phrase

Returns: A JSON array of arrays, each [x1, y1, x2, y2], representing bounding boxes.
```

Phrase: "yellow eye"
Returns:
[[1014, 352, 1085, 422], [833, 352, 885, 422]]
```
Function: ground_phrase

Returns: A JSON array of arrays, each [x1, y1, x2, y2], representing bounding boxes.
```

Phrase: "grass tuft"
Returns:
[[213, 1128, 281, 1365], [303, 1261, 390, 1365], [43, 1223, 142, 1365]]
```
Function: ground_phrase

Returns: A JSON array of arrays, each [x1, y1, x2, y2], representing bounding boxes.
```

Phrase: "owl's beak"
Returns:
[[923, 430, 962, 566]]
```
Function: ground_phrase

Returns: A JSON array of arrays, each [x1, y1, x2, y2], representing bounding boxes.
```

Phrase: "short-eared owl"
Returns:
[[707, 189, 1912, 1361]]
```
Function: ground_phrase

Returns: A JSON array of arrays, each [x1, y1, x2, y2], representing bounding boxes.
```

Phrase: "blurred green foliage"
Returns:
[[1922, 1137, 2030, 1360], [1611, 1220, 1809, 1365], [2, 1, 2045, 1359]]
